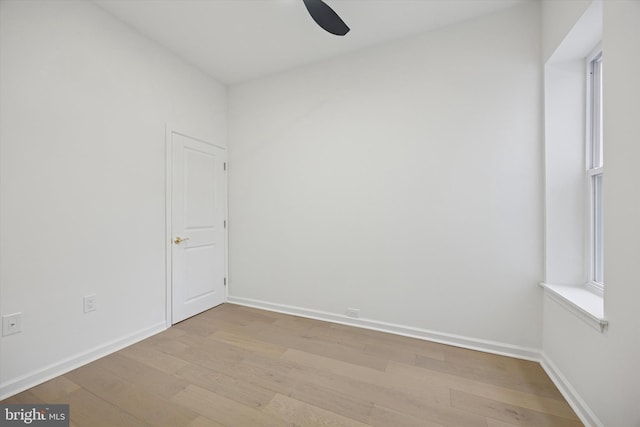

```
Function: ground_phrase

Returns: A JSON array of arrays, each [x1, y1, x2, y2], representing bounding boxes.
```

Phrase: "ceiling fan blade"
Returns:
[[302, 0, 350, 36]]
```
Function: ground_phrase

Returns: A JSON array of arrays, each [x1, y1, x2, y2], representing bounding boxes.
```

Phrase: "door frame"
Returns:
[[165, 124, 228, 328]]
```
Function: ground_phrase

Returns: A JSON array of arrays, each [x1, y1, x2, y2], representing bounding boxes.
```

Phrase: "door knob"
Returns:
[[174, 236, 190, 244]]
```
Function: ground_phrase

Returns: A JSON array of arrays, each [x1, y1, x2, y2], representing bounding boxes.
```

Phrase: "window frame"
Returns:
[[585, 46, 604, 295]]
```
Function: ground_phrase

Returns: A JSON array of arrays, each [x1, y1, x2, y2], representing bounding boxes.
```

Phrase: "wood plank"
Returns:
[[93, 353, 189, 400], [172, 314, 232, 337], [362, 341, 419, 365], [0, 390, 45, 405], [262, 393, 372, 427], [287, 363, 450, 417], [201, 304, 279, 326], [368, 405, 447, 427], [246, 324, 390, 371], [486, 418, 520, 427], [416, 353, 564, 400], [65, 363, 198, 427], [387, 360, 579, 420], [230, 304, 283, 321], [166, 335, 245, 374], [174, 362, 276, 408], [282, 348, 449, 405], [118, 342, 189, 374], [282, 349, 485, 427], [328, 323, 448, 361], [282, 348, 386, 384], [286, 380, 374, 423], [302, 324, 369, 351], [188, 415, 226, 427], [28, 376, 80, 403], [144, 334, 192, 356], [450, 389, 583, 427], [229, 357, 297, 395], [66, 388, 150, 427], [208, 330, 287, 357], [172, 384, 285, 427], [442, 347, 564, 399]]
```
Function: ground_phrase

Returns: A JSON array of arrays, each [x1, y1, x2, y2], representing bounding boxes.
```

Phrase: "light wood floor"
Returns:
[[2, 304, 582, 426]]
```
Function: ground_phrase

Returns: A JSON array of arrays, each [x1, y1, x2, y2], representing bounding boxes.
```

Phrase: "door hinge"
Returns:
[[224, 277, 227, 286], [223, 162, 227, 171], [224, 220, 227, 228]]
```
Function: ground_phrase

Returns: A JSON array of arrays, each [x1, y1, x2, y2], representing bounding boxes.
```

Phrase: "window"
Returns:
[[587, 49, 603, 291], [541, 3, 606, 331]]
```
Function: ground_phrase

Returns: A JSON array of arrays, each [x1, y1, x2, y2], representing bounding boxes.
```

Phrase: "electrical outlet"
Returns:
[[84, 294, 97, 313], [2, 313, 22, 336], [346, 308, 360, 318]]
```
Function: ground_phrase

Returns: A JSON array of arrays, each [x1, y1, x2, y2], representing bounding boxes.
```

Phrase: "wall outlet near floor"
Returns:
[[2, 313, 22, 336], [346, 308, 360, 318], [83, 294, 97, 313]]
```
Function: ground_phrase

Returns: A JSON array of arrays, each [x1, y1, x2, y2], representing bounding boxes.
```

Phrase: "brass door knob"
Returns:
[[174, 236, 190, 244]]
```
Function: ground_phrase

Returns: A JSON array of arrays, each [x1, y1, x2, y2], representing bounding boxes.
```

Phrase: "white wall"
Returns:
[[541, 0, 592, 63], [0, 0, 226, 397], [228, 3, 543, 352], [541, 1, 640, 426], [544, 58, 587, 285]]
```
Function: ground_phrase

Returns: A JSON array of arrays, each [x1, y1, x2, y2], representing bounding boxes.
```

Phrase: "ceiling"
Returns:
[[94, 0, 530, 85]]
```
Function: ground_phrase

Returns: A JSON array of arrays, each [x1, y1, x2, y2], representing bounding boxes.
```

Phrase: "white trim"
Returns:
[[0, 322, 166, 401], [585, 280, 603, 297], [539, 282, 607, 332], [584, 45, 602, 173], [585, 48, 604, 287], [226, 296, 540, 361], [165, 124, 173, 328], [222, 161, 229, 302], [587, 166, 603, 177], [540, 353, 605, 427], [168, 128, 227, 151]]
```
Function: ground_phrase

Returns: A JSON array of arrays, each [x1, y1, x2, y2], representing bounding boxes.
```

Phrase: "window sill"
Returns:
[[539, 282, 608, 332]]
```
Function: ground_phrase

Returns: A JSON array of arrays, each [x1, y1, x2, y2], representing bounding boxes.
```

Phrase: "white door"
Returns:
[[170, 131, 226, 324]]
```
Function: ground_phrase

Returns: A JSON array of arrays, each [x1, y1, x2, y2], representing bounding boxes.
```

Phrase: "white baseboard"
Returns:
[[540, 353, 604, 427], [0, 321, 166, 401], [226, 296, 541, 361]]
